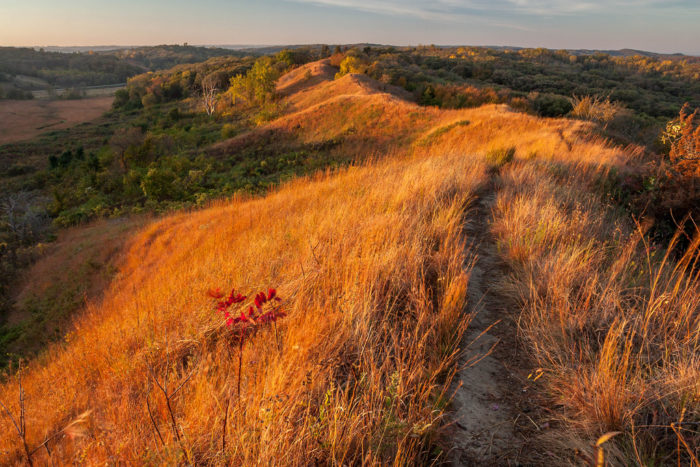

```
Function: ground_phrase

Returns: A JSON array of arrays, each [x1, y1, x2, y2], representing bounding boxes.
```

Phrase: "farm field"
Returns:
[[0, 96, 114, 145]]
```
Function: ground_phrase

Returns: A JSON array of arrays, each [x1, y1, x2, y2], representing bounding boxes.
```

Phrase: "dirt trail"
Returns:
[[449, 174, 547, 466]]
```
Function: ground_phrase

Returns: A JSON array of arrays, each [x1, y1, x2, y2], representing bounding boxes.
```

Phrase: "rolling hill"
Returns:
[[0, 59, 697, 465]]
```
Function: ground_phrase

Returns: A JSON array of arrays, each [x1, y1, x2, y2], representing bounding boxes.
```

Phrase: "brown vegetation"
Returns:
[[0, 97, 114, 145]]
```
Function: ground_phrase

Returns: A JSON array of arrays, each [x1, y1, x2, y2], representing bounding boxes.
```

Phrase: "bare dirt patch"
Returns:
[[0, 96, 113, 145]]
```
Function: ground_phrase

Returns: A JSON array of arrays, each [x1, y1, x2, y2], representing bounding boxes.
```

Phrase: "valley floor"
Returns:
[[0, 96, 114, 145]]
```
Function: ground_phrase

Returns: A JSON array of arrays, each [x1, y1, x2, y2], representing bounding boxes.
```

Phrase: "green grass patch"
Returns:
[[485, 146, 516, 167]]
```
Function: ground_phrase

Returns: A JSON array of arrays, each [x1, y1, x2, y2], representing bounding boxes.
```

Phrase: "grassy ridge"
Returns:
[[0, 150, 484, 463], [0, 57, 697, 464]]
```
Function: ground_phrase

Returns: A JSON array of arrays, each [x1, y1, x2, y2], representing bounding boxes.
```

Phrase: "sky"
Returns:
[[1, 0, 699, 54]]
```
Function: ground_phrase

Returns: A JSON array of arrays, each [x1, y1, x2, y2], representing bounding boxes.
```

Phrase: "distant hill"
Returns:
[[38, 45, 131, 53], [0, 45, 252, 99], [0, 47, 141, 98], [103, 45, 250, 71], [567, 47, 700, 61]]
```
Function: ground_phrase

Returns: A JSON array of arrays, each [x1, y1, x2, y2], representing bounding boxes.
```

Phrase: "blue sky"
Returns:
[[1, 0, 698, 54]]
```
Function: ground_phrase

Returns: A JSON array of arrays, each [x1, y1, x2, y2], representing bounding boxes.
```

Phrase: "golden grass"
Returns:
[[0, 150, 486, 464], [491, 158, 700, 464]]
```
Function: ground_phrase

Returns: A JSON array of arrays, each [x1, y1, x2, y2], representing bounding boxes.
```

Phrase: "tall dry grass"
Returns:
[[570, 95, 631, 130], [0, 151, 485, 464], [491, 158, 700, 464]]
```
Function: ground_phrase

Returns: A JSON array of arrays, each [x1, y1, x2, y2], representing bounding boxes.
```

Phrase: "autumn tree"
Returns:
[[335, 53, 369, 79], [226, 57, 280, 107]]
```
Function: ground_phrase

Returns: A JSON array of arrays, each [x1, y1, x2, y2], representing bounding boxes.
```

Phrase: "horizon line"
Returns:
[[4, 43, 699, 57]]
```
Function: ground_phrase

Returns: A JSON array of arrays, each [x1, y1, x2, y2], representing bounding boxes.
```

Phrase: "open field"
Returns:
[[0, 96, 114, 145], [30, 84, 125, 100]]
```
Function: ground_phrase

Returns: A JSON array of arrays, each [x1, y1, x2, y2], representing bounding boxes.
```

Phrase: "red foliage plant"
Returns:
[[667, 104, 700, 169], [209, 287, 284, 332], [207, 286, 285, 451], [660, 104, 700, 226]]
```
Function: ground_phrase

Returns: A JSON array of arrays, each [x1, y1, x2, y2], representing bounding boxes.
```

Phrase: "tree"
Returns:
[[110, 127, 144, 171], [335, 55, 368, 79], [226, 57, 280, 107], [249, 57, 280, 103], [201, 75, 219, 116], [0, 192, 47, 246]]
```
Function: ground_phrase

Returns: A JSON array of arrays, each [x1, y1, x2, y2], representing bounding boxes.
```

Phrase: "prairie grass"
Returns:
[[570, 95, 633, 131], [491, 158, 700, 464], [0, 150, 485, 464]]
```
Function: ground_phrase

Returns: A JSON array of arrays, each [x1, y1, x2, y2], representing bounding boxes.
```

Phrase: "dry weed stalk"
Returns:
[[145, 350, 195, 464], [0, 362, 32, 466]]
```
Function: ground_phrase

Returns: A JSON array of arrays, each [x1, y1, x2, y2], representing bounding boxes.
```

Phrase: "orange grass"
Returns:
[[0, 150, 486, 464], [491, 158, 700, 464]]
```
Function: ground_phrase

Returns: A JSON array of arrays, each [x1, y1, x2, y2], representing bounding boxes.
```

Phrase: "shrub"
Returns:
[[664, 104, 700, 167], [570, 95, 632, 130], [532, 93, 573, 117], [335, 56, 368, 79], [6, 164, 36, 177], [208, 287, 285, 451], [140, 167, 180, 200], [221, 123, 238, 139], [659, 104, 700, 223], [485, 146, 516, 167]]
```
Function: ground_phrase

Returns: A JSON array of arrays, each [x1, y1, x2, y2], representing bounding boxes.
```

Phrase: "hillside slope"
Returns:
[[0, 62, 697, 465]]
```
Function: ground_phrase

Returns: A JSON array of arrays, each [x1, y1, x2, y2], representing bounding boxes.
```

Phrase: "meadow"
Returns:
[[0, 97, 115, 145]]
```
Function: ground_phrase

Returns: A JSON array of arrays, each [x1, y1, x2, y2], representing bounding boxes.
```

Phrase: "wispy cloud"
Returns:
[[281, 0, 534, 30], [286, 0, 697, 20]]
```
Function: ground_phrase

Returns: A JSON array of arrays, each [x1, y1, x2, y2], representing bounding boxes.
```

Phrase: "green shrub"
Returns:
[[140, 167, 180, 200], [221, 123, 238, 139], [531, 93, 573, 117]]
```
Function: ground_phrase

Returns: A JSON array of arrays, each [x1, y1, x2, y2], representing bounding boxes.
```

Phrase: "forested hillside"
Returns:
[[103, 44, 248, 71], [0, 45, 249, 99], [0, 47, 140, 98]]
